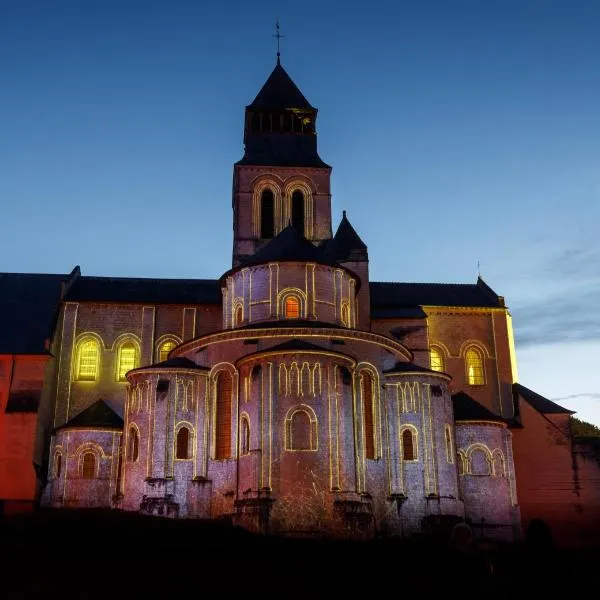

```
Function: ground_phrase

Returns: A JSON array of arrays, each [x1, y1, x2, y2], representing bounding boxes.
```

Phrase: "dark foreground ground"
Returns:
[[1, 509, 598, 599]]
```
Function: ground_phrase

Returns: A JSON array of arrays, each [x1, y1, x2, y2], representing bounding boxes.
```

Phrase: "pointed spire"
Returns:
[[324, 211, 368, 262]]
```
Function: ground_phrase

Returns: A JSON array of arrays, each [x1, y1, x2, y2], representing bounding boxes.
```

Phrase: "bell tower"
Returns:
[[231, 58, 333, 266]]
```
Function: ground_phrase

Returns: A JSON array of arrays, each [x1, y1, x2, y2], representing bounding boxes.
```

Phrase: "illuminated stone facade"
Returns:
[[19, 59, 597, 544]]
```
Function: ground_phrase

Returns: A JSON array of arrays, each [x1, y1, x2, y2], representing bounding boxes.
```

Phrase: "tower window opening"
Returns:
[[402, 429, 416, 461], [81, 452, 96, 479], [465, 347, 485, 385], [284, 296, 300, 319], [176, 427, 191, 460], [291, 190, 305, 237], [260, 189, 275, 239], [215, 372, 233, 459]]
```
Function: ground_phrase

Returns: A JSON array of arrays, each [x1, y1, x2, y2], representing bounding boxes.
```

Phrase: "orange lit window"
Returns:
[[76, 339, 100, 381], [128, 427, 139, 462], [234, 304, 243, 326], [176, 427, 191, 459], [402, 429, 416, 461], [284, 296, 300, 319], [465, 347, 485, 385], [117, 342, 137, 381], [430, 347, 444, 372], [81, 452, 96, 478], [159, 340, 176, 362], [215, 372, 232, 459]]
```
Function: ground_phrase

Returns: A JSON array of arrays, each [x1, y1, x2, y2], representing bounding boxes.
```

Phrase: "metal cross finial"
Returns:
[[273, 21, 284, 64]]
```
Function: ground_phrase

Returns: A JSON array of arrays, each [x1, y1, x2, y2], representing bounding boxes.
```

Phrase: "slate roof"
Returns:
[[0, 272, 68, 354], [65, 276, 221, 305], [241, 224, 337, 268], [132, 357, 208, 371], [514, 383, 574, 415], [369, 277, 503, 310], [383, 362, 440, 375], [56, 400, 123, 431], [323, 212, 368, 263], [248, 63, 314, 110], [452, 392, 504, 422]]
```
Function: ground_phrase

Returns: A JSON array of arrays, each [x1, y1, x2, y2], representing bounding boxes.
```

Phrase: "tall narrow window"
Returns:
[[284, 296, 300, 319], [117, 342, 137, 382], [402, 429, 416, 461], [445, 425, 453, 463], [362, 373, 375, 459], [240, 417, 250, 455], [291, 190, 305, 236], [430, 347, 444, 372], [128, 427, 139, 462], [176, 427, 191, 459], [290, 410, 311, 450], [215, 372, 232, 459], [76, 339, 100, 381], [234, 304, 243, 326], [260, 189, 275, 239], [159, 340, 176, 362], [341, 303, 350, 327], [465, 347, 484, 385], [54, 453, 62, 479], [82, 452, 96, 478]]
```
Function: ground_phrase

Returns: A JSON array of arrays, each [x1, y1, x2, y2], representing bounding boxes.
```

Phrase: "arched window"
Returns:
[[158, 340, 177, 362], [81, 452, 96, 479], [470, 448, 491, 475], [291, 190, 305, 236], [341, 303, 350, 327], [76, 339, 100, 381], [284, 295, 300, 319], [465, 347, 485, 385], [361, 373, 375, 459], [215, 372, 232, 459], [234, 304, 243, 326], [290, 410, 311, 450], [401, 429, 416, 461], [492, 451, 505, 477], [54, 452, 62, 479], [240, 416, 250, 455], [430, 347, 444, 372], [445, 425, 453, 463], [457, 453, 465, 476], [128, 427, 139, 462], [117, 342, 137, 382], [176, 427, 191, 460], [260, 189, 275, 239]]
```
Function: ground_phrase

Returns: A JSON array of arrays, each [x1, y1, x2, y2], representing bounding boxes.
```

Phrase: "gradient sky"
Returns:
[[2, 1, 599, 425]]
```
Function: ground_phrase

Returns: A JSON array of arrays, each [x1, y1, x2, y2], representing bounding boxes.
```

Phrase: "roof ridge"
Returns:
[[370, 280, 479, 287]]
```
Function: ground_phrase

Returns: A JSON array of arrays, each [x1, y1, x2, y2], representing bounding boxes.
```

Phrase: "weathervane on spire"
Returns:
[[273, 21, 284, 64]]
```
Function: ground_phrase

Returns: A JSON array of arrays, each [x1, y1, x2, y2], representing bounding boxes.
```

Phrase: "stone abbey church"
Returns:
[[1, 58, 599, 546]]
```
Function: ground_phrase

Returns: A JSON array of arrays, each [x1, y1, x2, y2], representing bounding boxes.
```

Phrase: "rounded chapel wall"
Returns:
[[222, 262, 357, 328]]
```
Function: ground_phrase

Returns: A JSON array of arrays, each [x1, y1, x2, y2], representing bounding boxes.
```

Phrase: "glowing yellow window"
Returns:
[[117, 343, 137, 381], [465, 348, 485, 385], [159, 341, 176, 362], [430, 347, 444, 372], [77, 339, 100, 381], [284, 296, 300, 319]]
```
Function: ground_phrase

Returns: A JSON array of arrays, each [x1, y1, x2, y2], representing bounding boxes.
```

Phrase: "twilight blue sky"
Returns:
[[2, 1, 599, 424]]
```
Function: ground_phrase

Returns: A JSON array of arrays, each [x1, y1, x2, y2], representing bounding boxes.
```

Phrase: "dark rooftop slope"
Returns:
[[324, 211, 368, 262], [370, 277, 504, 310], [248, 62, 314, 110], [0, 272, 67, 354], [65, 276, 221, 304], [514, 383, 574, 415], [452, 391, 504, 422], [57, 400, 123, 431]]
